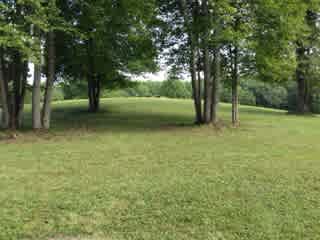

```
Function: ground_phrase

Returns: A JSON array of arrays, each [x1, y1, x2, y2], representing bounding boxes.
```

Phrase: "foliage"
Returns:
[[59, 80, 88, 100], [244, 80, 288, 109], [160, 79, 191, 99], [55, 0, 158, 89]]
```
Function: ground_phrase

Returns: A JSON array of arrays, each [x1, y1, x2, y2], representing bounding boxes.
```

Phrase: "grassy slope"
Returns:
[[0, 98, 319, 240]]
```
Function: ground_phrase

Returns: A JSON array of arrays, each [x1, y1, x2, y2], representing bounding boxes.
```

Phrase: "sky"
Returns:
[[28, 63, 169, 83], [133, 70, 168, 82]]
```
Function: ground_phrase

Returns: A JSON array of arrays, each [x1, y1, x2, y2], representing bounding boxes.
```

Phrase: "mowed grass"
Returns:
[[0, 98, 320, 240]]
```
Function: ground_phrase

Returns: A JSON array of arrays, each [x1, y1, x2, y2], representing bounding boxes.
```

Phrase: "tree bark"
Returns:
[[0, 49, 10, 129], [202, 0, 212, 124], [86, 37, 100, 113], [232, 46, 239, 126], [190, 45, 202, 124], [296, 46, 311, 114], [33, 62, 42, 129], [211, 48, 220, 124], [88, 75, 100, 113], [180, 0, 203, 124], [42, 31, 56, 129], [17, 62, 27, 127], [10, 52, 24, 130]]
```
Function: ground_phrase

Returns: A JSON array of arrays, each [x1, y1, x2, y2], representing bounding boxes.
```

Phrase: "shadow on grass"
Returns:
[[40, 103, 196, 134], [3, 99, 303, 136]]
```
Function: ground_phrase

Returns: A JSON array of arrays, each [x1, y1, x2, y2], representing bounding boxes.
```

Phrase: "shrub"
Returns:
[[239, 88, 256, 106], [244, 79, 288, 109], [102, 89, 130, 98], [134, 83, 152, 97], [52, 86, 65, 102], [220, 86, 256, 106], [160, 80, 192, 99]]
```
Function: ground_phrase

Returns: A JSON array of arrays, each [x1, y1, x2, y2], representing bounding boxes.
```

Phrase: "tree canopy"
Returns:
[[0, 0, 319, 130]]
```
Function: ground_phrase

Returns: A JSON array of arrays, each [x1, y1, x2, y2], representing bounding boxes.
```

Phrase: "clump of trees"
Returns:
[[1, 0, 157, 130], [0, 0, 319, 130], [157, 0, 320, 125]]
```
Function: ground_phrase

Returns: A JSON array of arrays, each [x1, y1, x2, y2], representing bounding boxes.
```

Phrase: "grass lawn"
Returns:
[[0, 98, 319, 240]]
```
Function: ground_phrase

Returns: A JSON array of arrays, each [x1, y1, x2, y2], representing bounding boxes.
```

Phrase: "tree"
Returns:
[[55, 0, 157, 113], [32, 34, 42, 129], [295, 4, 320, 114], [253, 0, 319, 115], [222, 0, 254, 125], [41, 0, 66, 129], [158, 0, 226, 124], [0, 0, 47, 129]]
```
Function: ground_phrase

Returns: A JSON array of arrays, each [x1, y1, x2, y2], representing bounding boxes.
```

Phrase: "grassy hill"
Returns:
[[0, 98, 319, 240]]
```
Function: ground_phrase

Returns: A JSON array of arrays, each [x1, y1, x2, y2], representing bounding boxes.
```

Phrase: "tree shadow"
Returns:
[[47, 102, 196, 134], [4, 99, 313, 137]]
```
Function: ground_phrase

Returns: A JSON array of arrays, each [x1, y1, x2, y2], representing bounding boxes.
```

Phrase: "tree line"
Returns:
[[159, 0, 319, 125], [0, 0, 319, 130], [47, 78, 317, 113]]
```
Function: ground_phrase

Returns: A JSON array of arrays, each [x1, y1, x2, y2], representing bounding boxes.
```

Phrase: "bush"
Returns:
[[311, 94, 320, 114], [286, 81, 298, 112], [61, 81, 87, 100], [220, 87, 232, 103], [239, 88, 256, 106], [243, 79, 288, 109], [160, 80, 192, 99], [220, 86, 256, 106], [134, 83, 152, 97], [52, 86, 65, 102], [101, 89, 130, 98]]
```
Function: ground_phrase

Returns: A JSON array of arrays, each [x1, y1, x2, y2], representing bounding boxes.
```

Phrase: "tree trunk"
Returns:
[[0, 49, 10, 129], [10, 52, 24, 130], [17, 62, 27, 127], [33, 63, 42, 129], [190, 47, 202, 124], [86, 37, 100, 113], [232, 46, 239, 126], [88, 76, 100, 113], [180, 0, 202, 124], [297, 73, 310, 114], [202, 0, 212, 124], [211, 48, 220, 124], [42, 31, 56, 129], [296, 46, 310, 114]]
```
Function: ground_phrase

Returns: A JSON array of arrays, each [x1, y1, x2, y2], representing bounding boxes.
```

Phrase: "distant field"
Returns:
[[0, 98, 319, 240]]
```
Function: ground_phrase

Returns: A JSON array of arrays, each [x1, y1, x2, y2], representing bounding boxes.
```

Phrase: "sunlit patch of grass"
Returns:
[[1, 98, 319, 240]]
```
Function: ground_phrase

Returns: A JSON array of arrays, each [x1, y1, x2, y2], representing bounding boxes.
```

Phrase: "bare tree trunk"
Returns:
[[10, 52, 24, 130], [211, 48, 220, 124], [202, 47, 212, 124], [297, 74, 310, 114], [0, 49, 10, 129], [180, 0, 203, 124], [17, 62, 27, 127], [42, 31, 56, 129], [86, 37, 100, 113], [197, 59, 202, 112], [33, 63, 42, 129], [88, 76, 100, 113], [93, 76, 100, 112], [10, 58, 18, 130], [88, 74, 96, 112], [202, 0, 212, 124], [190, 47, 202, 124], [232, 46, 239, 126], [296, 46, 310, 114]]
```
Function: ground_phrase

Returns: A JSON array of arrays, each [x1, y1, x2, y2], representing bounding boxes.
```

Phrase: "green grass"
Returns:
[[0, 98, 320, 240]]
